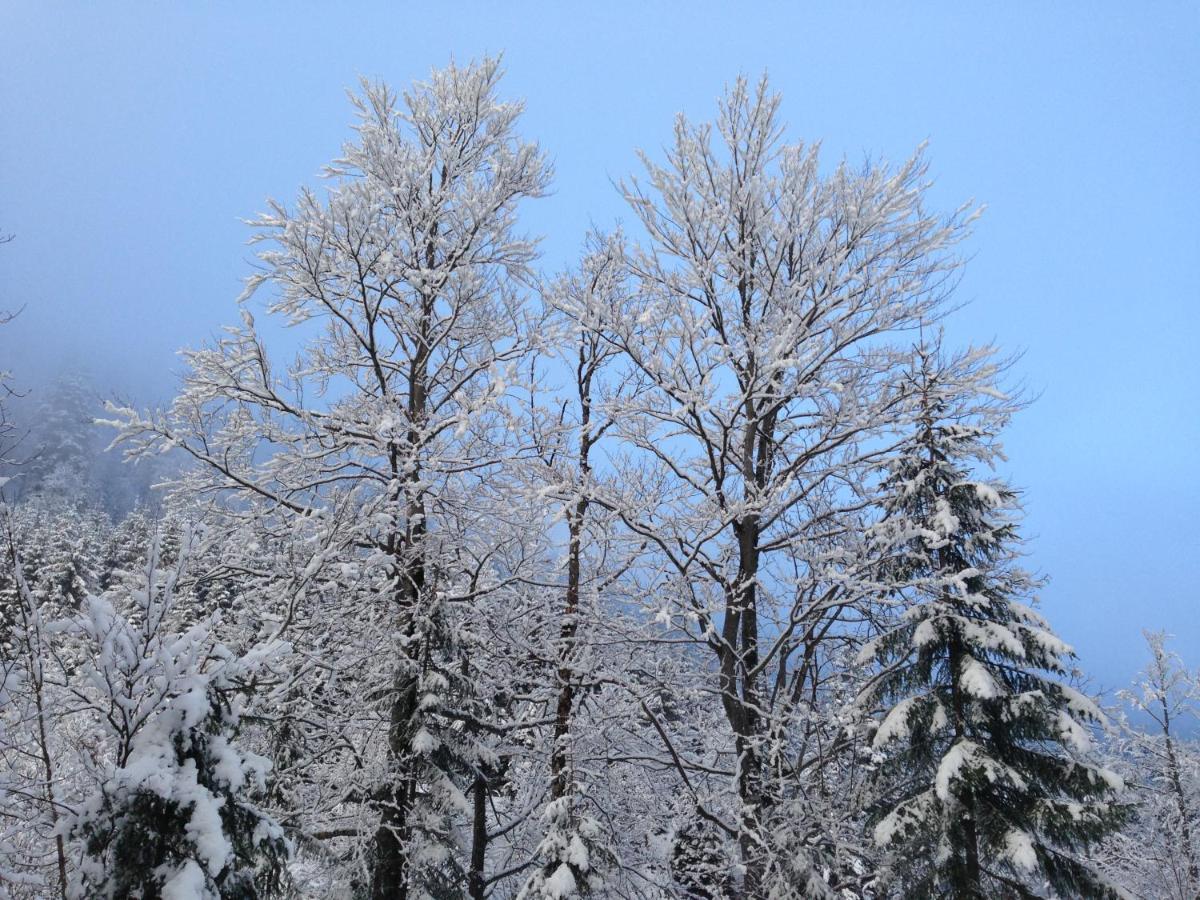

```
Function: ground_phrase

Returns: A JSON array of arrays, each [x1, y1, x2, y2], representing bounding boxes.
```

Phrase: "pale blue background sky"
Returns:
[[1, 2, 1197, 691]]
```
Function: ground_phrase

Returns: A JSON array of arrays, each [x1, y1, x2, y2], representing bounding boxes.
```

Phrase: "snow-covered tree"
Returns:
[[16, 62, 1169, 898], [572, 74, 974, 892], [0, 370, 167, 520], [97, 506, 153, 593], [109, 58, 550, 897], [1101, 631, 1200, 899], [517, 797, 610, 899], [66, 534, 289, 899], [0, 501, 70, 899], [669, 805, 734, 898], [15, 375, 100, 508], [0, 650, 24, 900], [508, 233, 637, 899], [0, 306, 17, 472], [860, 342, 1127, 899]]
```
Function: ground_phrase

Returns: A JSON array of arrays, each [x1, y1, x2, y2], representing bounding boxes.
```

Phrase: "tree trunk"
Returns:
[[1160, 696, 1200, 893], [372, 318, 430, 899], [468, 773, 488, 900], [725, 516, 767, 896], [7, 530, 69, 900], [552, 353, 595, 803], [371, 537, 425, 899], [373, 666, 418, 900], [551, 501, 585, 801]]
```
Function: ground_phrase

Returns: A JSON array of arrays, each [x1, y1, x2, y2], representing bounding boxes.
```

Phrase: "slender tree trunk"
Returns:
[[373, 666, 417, 900], [468, 773, 488, 900], [372, 305, 431, 900], [373, 533, 425, 898], [726, 516, 767, 896], [552, 347, 595, 803], [551, 501, 585, 801], [1160, 697, 1200, 893], [31, 670, 68, 899], [6, 526, 69, 900]]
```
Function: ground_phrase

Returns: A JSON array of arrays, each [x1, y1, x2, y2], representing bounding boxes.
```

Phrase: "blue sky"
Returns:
[[1, 2, 1197, 690]]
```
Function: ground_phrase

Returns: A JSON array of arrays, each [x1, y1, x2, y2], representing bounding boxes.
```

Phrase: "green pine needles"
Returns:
[[70, 679, 288, 899], [859, 342, 1129, 899]]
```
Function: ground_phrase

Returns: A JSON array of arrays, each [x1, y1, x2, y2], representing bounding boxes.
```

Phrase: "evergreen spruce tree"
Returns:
[[517, 776, 616, 900], [388, 586, 507, 899], [36, 502, 106, 611], [22, 374, 98, 505], [98, 506, 152, 592], [669, 806, 734, 899], [859, 342, 1127, 899], [67, 535, 289, 899], [70, 665, 289, 899]]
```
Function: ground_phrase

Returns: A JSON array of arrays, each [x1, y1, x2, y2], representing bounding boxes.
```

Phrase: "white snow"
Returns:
[[935, 740, 1027, 801], [566, 834, 589, 870], [913, 618, 938, 647], [1003, 829, 1037, 871], [970, 481, 1002, 507], [545, 863, 578, 898], [411, 728, 439, 754], [873, 793, 932, 847], [1056, 710, 1093, 753], [961, 620, 1025, 658], [930, 498, 959, 538], [160, 859, 210, 900], [183, 774, 231, 875], [959, 656, 1000, 699], [935, 741, 971, 801], [874, 697, 918, 747]]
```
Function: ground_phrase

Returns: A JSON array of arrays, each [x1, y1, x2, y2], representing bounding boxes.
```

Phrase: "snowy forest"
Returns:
[[0, 59, 1196, 899]]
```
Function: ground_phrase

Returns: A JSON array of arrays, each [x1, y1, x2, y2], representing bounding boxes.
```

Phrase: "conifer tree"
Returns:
[[21, 374, 99, 507], [98, 506, 152, 592], [517, 795, 612, 899], [67, 534, 289, 899], [669, 807, 734, 899], [860, 342, 1127, 899], [69, 663, 289, 899]]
